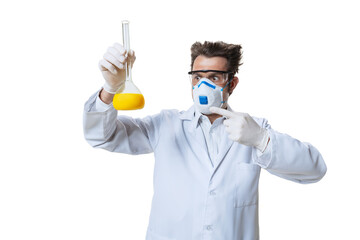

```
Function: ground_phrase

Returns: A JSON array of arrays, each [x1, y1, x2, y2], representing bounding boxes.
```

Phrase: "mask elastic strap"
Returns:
[[219, 80, 232, 106], [220, 80, 231, 91]]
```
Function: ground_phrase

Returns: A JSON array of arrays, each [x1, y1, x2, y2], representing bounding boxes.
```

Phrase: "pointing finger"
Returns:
[[209, 107, 236, 118]]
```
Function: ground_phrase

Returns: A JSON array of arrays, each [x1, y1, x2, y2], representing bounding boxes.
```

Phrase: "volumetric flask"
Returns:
[[113, 20, 145, 110]]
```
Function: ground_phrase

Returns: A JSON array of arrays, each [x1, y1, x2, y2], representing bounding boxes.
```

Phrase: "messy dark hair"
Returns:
[[190, 41, 243, 73]]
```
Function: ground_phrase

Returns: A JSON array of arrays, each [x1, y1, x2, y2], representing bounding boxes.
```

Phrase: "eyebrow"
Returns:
[[193, 72, 219, 77]]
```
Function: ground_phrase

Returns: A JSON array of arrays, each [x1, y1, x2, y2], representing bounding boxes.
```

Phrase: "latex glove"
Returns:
[[98, 42, 136, 94], [210, 107, 270, 152]]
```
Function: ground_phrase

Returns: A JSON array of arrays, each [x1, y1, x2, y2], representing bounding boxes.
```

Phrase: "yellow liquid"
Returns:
[[113, 93, 145, 110]]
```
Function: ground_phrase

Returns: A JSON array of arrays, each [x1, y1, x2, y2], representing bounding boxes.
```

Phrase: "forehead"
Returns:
[[193, 55, 228, 71]]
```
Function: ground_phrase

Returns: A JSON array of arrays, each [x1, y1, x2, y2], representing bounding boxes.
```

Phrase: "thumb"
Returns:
[[209, 107, 236, 118]]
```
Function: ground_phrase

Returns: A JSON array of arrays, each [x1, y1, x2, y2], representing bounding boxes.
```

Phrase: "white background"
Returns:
[[0, 0, 359, 239]]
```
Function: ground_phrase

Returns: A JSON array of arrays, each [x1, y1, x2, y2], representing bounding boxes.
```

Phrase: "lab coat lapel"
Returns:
[[188, 123, 214, 172], [213, 105, 236, 172], [180, 106, 213, 173], [212, 125, 234, 175]]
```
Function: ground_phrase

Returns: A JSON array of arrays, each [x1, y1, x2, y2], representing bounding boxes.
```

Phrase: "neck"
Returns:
[[206, 113, 222, 124]]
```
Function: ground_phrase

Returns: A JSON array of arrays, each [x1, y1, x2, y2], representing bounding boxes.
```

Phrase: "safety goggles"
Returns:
[[188, 70, 234, 86]]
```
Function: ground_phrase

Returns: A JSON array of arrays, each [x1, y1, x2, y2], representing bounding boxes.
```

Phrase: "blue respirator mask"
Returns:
[[192, 78, 231, 115]]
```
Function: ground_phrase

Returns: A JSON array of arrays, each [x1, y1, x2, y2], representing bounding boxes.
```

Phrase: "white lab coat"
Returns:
[[83, 90, 327, 240]]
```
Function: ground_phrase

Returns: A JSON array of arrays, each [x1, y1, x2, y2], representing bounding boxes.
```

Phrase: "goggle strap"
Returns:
[[188, 70, 234, 74]]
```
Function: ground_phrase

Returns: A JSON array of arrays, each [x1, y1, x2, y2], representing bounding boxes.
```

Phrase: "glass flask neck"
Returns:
[[125, 61, 132, 82]]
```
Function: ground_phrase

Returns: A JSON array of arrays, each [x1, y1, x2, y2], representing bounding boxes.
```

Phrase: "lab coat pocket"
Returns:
[[234, 162, 260, 208], [147, 230, 176, 240]]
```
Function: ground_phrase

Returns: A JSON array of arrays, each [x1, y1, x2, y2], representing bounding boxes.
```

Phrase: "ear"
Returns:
[[229, 76, 239, 95]]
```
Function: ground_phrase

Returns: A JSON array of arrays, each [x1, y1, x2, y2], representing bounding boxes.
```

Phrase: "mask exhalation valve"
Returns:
[[199, 96, 208, 105]]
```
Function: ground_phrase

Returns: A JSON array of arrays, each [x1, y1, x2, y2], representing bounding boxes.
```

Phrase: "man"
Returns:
[[83, 41, 327, 240]]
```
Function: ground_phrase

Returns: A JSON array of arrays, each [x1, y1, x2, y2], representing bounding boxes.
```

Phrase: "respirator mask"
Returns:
[[189, 70, 233, 115]]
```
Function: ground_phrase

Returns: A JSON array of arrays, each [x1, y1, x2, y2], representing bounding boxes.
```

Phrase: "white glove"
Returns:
[[210, 107, 270, 152], [98, 42, 136, 94]]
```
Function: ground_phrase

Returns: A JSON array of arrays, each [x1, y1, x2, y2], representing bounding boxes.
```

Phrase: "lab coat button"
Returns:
[[205, 225, 213, 231], [210, 191, 216, 195]]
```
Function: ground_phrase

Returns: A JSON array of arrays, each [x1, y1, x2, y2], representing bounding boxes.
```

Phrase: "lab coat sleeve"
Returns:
[[83, 90, 161, 155], [252, 119, 327, 184]]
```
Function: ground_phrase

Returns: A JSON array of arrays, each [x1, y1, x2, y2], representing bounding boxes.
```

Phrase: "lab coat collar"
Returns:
[[179, 105, 234, 131], [179, 105, 196, 121]]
